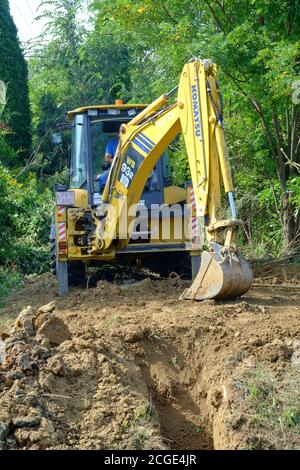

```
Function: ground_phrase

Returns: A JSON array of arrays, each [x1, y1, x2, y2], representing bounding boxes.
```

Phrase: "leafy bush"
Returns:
[[0, 164, 53, 276], [0, 133, 18, 166], [0, 266, 23, 307], [288, 176, 300, 207]]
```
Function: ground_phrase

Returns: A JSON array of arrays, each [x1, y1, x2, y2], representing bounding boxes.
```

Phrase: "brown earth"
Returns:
[[1, 261, 300, 450]]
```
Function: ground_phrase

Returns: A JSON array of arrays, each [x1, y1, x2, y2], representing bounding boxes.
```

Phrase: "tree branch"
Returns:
[[269, 179, 282, 220], [205, 0, 227, 33], [290, 107, 300, 164], [214, 0, 234, 24], [160, 1, 178, 25]]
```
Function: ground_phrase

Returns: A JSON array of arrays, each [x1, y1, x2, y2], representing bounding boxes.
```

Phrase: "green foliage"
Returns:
[[169, 136, 191, 186], [234, 367, 300, 448], [0, 0, 31, 162], [289, 176, 300, 206], [27, 0, 133, 182], [0, 132, 18, 163], [134, 405, 153, 423], [30, 0, 132, 115], [0, 266, 23, 307], [90, 0, 300, 252], [282, 407, 300, 428], [0, 164, 53, 276]]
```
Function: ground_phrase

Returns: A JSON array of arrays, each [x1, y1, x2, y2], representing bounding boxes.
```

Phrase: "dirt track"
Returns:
[[1, 262, 300, 450]]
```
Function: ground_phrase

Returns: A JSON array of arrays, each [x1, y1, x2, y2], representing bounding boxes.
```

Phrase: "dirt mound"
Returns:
[[0, 302, 164, 450], [253, 259, 300, 285], [1, 267, 300, 450]]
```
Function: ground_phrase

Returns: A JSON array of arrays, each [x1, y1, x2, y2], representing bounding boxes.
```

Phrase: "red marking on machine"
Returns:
[[57, 205, 66, 217], [192, 216, 200, 241], [189, 187, 196, 211], [58, 222, 67, 241], [188, 186, 200, 243]]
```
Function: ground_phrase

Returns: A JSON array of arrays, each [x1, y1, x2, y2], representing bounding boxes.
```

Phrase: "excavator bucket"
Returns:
[[181, 249, 253, 301]]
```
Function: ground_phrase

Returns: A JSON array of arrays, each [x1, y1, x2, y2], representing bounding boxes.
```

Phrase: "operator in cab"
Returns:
[[98, 136, 119, 193]]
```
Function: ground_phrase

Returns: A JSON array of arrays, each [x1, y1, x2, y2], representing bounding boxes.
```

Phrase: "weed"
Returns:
[[170, 355, 178, 366], [187, 421, 202, 434], [130, 426, 165, 450], [282, 407, 300, 428], [233, 366, 300, 448], [0, 267, 23, 307], [241, 442, 258, 450], [134, 405, 153, 423], [120, 419, 130, 432], [249, 414, 263, 428]]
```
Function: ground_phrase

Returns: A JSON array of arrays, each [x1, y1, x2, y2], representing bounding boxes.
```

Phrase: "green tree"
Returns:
[[92, 0, 300, 250], [0, 164, 52, 274], [31, 0, 131, 108], [0, 0, 31, 163], [28, 0, 132, 181]]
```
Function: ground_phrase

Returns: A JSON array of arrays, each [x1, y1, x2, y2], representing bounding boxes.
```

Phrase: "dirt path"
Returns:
[[1, 262, 300, 450]]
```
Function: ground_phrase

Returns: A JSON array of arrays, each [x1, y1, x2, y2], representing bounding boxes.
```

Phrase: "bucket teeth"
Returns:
[[180, 249, 253, 301]]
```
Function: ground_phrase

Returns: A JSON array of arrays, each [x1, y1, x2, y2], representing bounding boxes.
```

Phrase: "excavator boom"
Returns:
[[90, 59, 252, 300]]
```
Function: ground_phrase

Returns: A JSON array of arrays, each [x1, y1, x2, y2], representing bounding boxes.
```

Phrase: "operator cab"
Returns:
[[68, 103, 173, 208]]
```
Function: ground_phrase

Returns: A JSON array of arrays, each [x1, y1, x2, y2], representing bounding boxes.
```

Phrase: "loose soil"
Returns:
[[1, 261, 300, 450]]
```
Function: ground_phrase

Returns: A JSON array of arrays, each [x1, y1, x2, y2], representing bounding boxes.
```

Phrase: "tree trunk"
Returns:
[[281, 192, 299, 248], [272, 108, 300, 250]]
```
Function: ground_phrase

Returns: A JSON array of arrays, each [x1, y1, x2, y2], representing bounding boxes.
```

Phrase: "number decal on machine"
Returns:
[[118, 146, 144, 190]]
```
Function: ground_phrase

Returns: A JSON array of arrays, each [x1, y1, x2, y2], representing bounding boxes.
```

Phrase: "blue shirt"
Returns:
[[106, 137, 118, 158], [99, 170, 109, 191]]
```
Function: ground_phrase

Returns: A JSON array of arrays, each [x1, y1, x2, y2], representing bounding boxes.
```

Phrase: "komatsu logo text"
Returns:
[[191, 85, 202, 139]]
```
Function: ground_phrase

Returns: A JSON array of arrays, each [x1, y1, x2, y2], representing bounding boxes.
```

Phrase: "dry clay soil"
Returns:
[[1, 261, 300, 450]]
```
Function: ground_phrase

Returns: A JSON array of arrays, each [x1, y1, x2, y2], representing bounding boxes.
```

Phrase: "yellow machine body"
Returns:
[[54, 59, 253, 300]]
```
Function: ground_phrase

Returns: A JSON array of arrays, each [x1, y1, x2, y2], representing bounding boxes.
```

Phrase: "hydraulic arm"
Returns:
[[92, 59, 253, 300]]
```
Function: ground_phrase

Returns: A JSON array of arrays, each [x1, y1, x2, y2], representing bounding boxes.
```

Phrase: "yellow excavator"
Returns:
[[51, 58, 253, 300]]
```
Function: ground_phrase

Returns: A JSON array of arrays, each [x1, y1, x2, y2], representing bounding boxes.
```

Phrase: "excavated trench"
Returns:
[[136, 335, 215, 450]]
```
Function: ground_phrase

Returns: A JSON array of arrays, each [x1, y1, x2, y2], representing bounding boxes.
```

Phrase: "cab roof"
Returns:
[[68, 104, 148, 120]]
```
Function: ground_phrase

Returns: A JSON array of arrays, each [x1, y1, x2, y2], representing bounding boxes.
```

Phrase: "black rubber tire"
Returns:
[[68, 262, 86, 287], [142, 252, 192, 280], [50, 238, 86, 286], [168, 253, 192, 280]]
